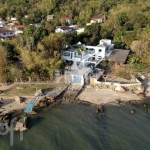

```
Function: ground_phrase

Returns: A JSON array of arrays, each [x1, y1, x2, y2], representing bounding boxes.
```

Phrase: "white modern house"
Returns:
[[62, 39, 114, 84], [62, 39, 114, 68]]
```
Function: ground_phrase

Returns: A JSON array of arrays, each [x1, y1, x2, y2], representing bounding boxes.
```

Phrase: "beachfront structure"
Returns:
[[62, 39, 114, 69], [62, 39, 114, 85]]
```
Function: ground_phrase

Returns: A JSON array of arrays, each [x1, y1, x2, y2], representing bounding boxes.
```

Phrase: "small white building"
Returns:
[[47, 14, 54, 21], [29, 23, 41, 28], [10, 17, 18, 24], [55, 26, 72, 33], [0, 18, 5, 27], [13, 25, 24, 35], [76, 27, 85, 34], [6, 25, 24, 35], [0, 28, 15, 39], [86, 14, 105, 26]]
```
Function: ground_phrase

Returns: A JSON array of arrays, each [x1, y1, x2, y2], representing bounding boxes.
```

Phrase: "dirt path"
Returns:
[[0, 83, 16, 91]]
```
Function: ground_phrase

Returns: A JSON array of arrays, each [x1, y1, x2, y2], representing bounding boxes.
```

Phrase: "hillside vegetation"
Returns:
[[0, 0, 150, 82]]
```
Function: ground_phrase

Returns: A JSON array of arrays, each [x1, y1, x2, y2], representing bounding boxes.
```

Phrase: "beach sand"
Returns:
[[78, 88, 141, 105], [0, 81, 145, 114]]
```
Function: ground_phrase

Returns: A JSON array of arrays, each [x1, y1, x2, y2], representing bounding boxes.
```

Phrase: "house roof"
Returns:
[[91, 14, 105, 20], [59, 26, 72, 30], [47, 14, 54, 20], [13, 25, 24, 30], [0, 28, 14, 33], [108, 49, 130, 63]]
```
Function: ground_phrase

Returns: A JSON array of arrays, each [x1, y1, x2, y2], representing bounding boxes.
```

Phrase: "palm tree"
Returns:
[[76, 47, 87, 60]]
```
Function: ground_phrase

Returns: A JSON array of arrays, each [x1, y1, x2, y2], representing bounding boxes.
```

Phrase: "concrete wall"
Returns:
[[90, 77, 142, 91]]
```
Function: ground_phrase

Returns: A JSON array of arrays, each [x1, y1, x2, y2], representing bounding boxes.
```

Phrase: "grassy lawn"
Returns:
[[0, 83, 55, 96]]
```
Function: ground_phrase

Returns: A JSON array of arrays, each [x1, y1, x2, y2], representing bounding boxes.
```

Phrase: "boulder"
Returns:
[[96, 106, 105, 114], [15, 96, 22, 103], [115, 99, 120, 104], [46, 96, 55, 103], [136, 85, 144, 93], [130, 109, 135, 114], [115, 86, 126, 93], [0, 90, 3, 94], [39, 102, 46, 107], [30, 110, 37, 115], [137, 93, 145, 99], [145, 85, 150, 96], [14, 116, 28, 131]]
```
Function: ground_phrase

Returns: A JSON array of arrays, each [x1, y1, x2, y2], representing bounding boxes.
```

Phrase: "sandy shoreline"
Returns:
[[78, 88, 142, 105], [0, 84, 147, 115]]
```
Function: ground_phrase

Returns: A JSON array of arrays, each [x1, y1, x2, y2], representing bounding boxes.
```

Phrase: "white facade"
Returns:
[[55, 27, 72, 33], [0, 28, 15, 38], [0, 19, 5, 27], [15, 30, 23, 35], [76, 27, 85, 34], [62, 39, 114, 68], [10, 17, 17, 21], [90, 19, 103, 24]]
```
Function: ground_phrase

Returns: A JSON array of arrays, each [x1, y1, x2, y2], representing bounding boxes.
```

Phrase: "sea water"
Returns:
[[0, 101, 150, 150]]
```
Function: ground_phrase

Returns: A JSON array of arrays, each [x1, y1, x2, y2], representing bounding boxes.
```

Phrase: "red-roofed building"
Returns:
[[0, 28, 15, 39], [12, 25, 25, 34], [90, 14, 105, 24], [60, 17, 73, 25]]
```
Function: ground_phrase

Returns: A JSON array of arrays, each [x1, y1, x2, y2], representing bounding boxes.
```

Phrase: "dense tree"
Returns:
[[0, 0, 150, 82], [0, 45, 8, 82]]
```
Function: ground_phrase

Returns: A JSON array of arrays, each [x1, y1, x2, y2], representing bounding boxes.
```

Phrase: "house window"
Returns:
[[74, 52, 77, 57], [3, 33, 6, 35], [10, 33, 13, 34], [99, 49, 102, 53], [63, 51, 70, 56], [87, 48, 95, 53]]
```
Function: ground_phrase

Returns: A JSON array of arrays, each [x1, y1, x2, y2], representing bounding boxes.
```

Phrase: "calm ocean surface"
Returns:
[[0, 100, 150, 150]]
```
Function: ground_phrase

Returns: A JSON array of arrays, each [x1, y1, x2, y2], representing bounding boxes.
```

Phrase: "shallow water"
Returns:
[[0, 101, 150, 150]]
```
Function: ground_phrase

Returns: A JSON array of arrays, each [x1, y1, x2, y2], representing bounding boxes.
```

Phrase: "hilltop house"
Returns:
[[62, 39, 114, 69], [47, 14, 54, 21], [60, 17, 73, 25], [6, 25, 24, 35], [12, 25, 24, 35], [62, 39, 114, 85], [87, 14, 105, 26], [55, 26, 73, 33], [29, 23, 41, 28], [62, 40, 131, 85], [10, 17, 18, 24], [0, 28, 15, 40]]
